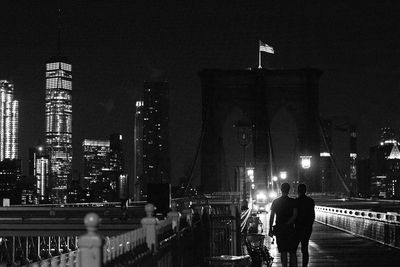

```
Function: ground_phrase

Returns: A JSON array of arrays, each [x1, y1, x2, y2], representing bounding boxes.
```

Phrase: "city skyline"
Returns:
[[1, 1, 400, 186], [2, 2, 400, 265]]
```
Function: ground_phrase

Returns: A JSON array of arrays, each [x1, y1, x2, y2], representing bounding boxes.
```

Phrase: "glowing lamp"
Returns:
[[300, 156, 312, 169], [273, 176, 278, 182], [279, 171, 287, 180]]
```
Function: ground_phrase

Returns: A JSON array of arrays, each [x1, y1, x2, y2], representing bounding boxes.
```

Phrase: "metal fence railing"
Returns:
[[7, 194, 242, 267], [316, 205, 400, 249]]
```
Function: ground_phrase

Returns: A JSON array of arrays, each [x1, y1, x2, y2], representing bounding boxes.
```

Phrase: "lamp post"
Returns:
[[234, 122, 252, 209], [299, 155, 312, 186], [247, 167, 255, 208]]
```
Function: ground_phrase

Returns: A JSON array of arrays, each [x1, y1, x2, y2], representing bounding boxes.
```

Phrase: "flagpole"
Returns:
[[258, 40, 262, 69]]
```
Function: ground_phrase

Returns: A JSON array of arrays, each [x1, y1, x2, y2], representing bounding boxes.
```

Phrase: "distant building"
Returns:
[[82, 134, 125, 202], [82, 139, 110, 188], [67, 170, 84, 203], [369, 127, 400, 198], [28, 145, 49, 201], [20, 174, 38, 205], [133, 100, 144, 200], [0, 80, 19, 161], [45, 57, 73, 203], [110, 133, 124, 175], [0, 159, 22, 205], [142, 81, 170, 196], [110, 133, 126, 200]]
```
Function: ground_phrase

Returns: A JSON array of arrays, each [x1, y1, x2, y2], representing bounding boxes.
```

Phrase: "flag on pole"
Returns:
[[259, 41, 274, 54]]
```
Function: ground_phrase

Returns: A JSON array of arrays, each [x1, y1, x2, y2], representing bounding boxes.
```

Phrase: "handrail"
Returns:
[[316, 205, 400, 223], [25, 250, 79, 267], [21, 195, 238, 267], [103, 226, 147, 264]]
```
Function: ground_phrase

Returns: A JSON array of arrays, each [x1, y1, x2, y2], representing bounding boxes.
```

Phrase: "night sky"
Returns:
[[1, 0, 400, 185]]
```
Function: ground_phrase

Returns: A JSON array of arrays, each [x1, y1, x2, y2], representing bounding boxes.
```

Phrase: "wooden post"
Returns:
[[167, 202, 181, 232], [79, 213, 103, 267], [141, 203, 159, 252]]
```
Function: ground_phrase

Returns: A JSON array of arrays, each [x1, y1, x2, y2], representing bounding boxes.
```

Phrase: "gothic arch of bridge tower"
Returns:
[[199, 68, 322, 193]]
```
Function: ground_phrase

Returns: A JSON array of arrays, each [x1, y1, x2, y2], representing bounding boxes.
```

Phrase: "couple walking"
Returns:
[[268, 183, 315, 267]]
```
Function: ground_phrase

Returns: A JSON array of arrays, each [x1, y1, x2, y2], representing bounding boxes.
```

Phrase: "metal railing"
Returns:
[[0, 235, 79, 266], [103, 227, 147, 264], [23, 200, 205, 267], [316, 205, 400, 249], [27, 250, 79, 267], [3, 194, 242, 267], [316, 205, 400, 223]]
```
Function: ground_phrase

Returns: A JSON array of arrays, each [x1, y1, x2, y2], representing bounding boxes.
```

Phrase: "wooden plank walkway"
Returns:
[[264, 221, 400, 266]]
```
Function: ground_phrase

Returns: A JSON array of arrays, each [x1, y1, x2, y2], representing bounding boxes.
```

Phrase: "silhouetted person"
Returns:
[[269, 183, 297, 267], [295, 184, 315, 267]]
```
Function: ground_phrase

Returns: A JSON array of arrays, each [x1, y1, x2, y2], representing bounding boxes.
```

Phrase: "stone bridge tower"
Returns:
[[199, 68, 322, 193]]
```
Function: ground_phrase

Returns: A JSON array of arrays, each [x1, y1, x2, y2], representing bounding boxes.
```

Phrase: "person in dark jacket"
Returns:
[[294, 184, 315, 267], [269, 183, 297, 267]]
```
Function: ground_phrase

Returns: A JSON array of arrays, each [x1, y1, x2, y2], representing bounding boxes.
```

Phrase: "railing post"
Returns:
[[194, 205, 203, 218], [182, 200, 193, 227], [167, 202, 181, 232], [79, 213, 103, 267], [60, 253, 66, 267], [141, 203, 159, 252]]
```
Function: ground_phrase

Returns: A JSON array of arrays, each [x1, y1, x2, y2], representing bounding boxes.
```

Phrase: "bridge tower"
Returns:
[[199, 68, 322, 193]]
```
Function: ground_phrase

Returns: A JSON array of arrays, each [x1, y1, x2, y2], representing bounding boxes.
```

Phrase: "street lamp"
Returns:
[[247, 168, 254, 180], [247, 167, 255, 207], [280, 171, 287, 180], [300, 156, 312, 169]]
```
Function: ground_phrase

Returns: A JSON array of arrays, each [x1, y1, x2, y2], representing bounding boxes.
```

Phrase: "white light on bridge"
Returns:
[[300, 155, 312, 169], [256, 192, 267, 200]]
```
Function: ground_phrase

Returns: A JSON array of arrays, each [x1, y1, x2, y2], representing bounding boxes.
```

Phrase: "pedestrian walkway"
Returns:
[[265, 222, 400, 266]]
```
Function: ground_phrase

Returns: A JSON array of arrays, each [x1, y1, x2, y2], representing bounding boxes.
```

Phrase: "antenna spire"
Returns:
[[57, 5, 62, 56]]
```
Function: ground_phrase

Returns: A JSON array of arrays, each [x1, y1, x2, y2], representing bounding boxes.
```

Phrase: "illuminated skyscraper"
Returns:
[[370, 127, 400, 198], [83, 139, 110, 187], [142, 81, 170, 195], [82, 135, 125, 202], [133, 100, 144, 200], [0, 80, 19, 161], [110, 133, 124, 175], [29, 145, 49, 201], [110, 133, 126, 200], [45, 57, 72, 203]]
